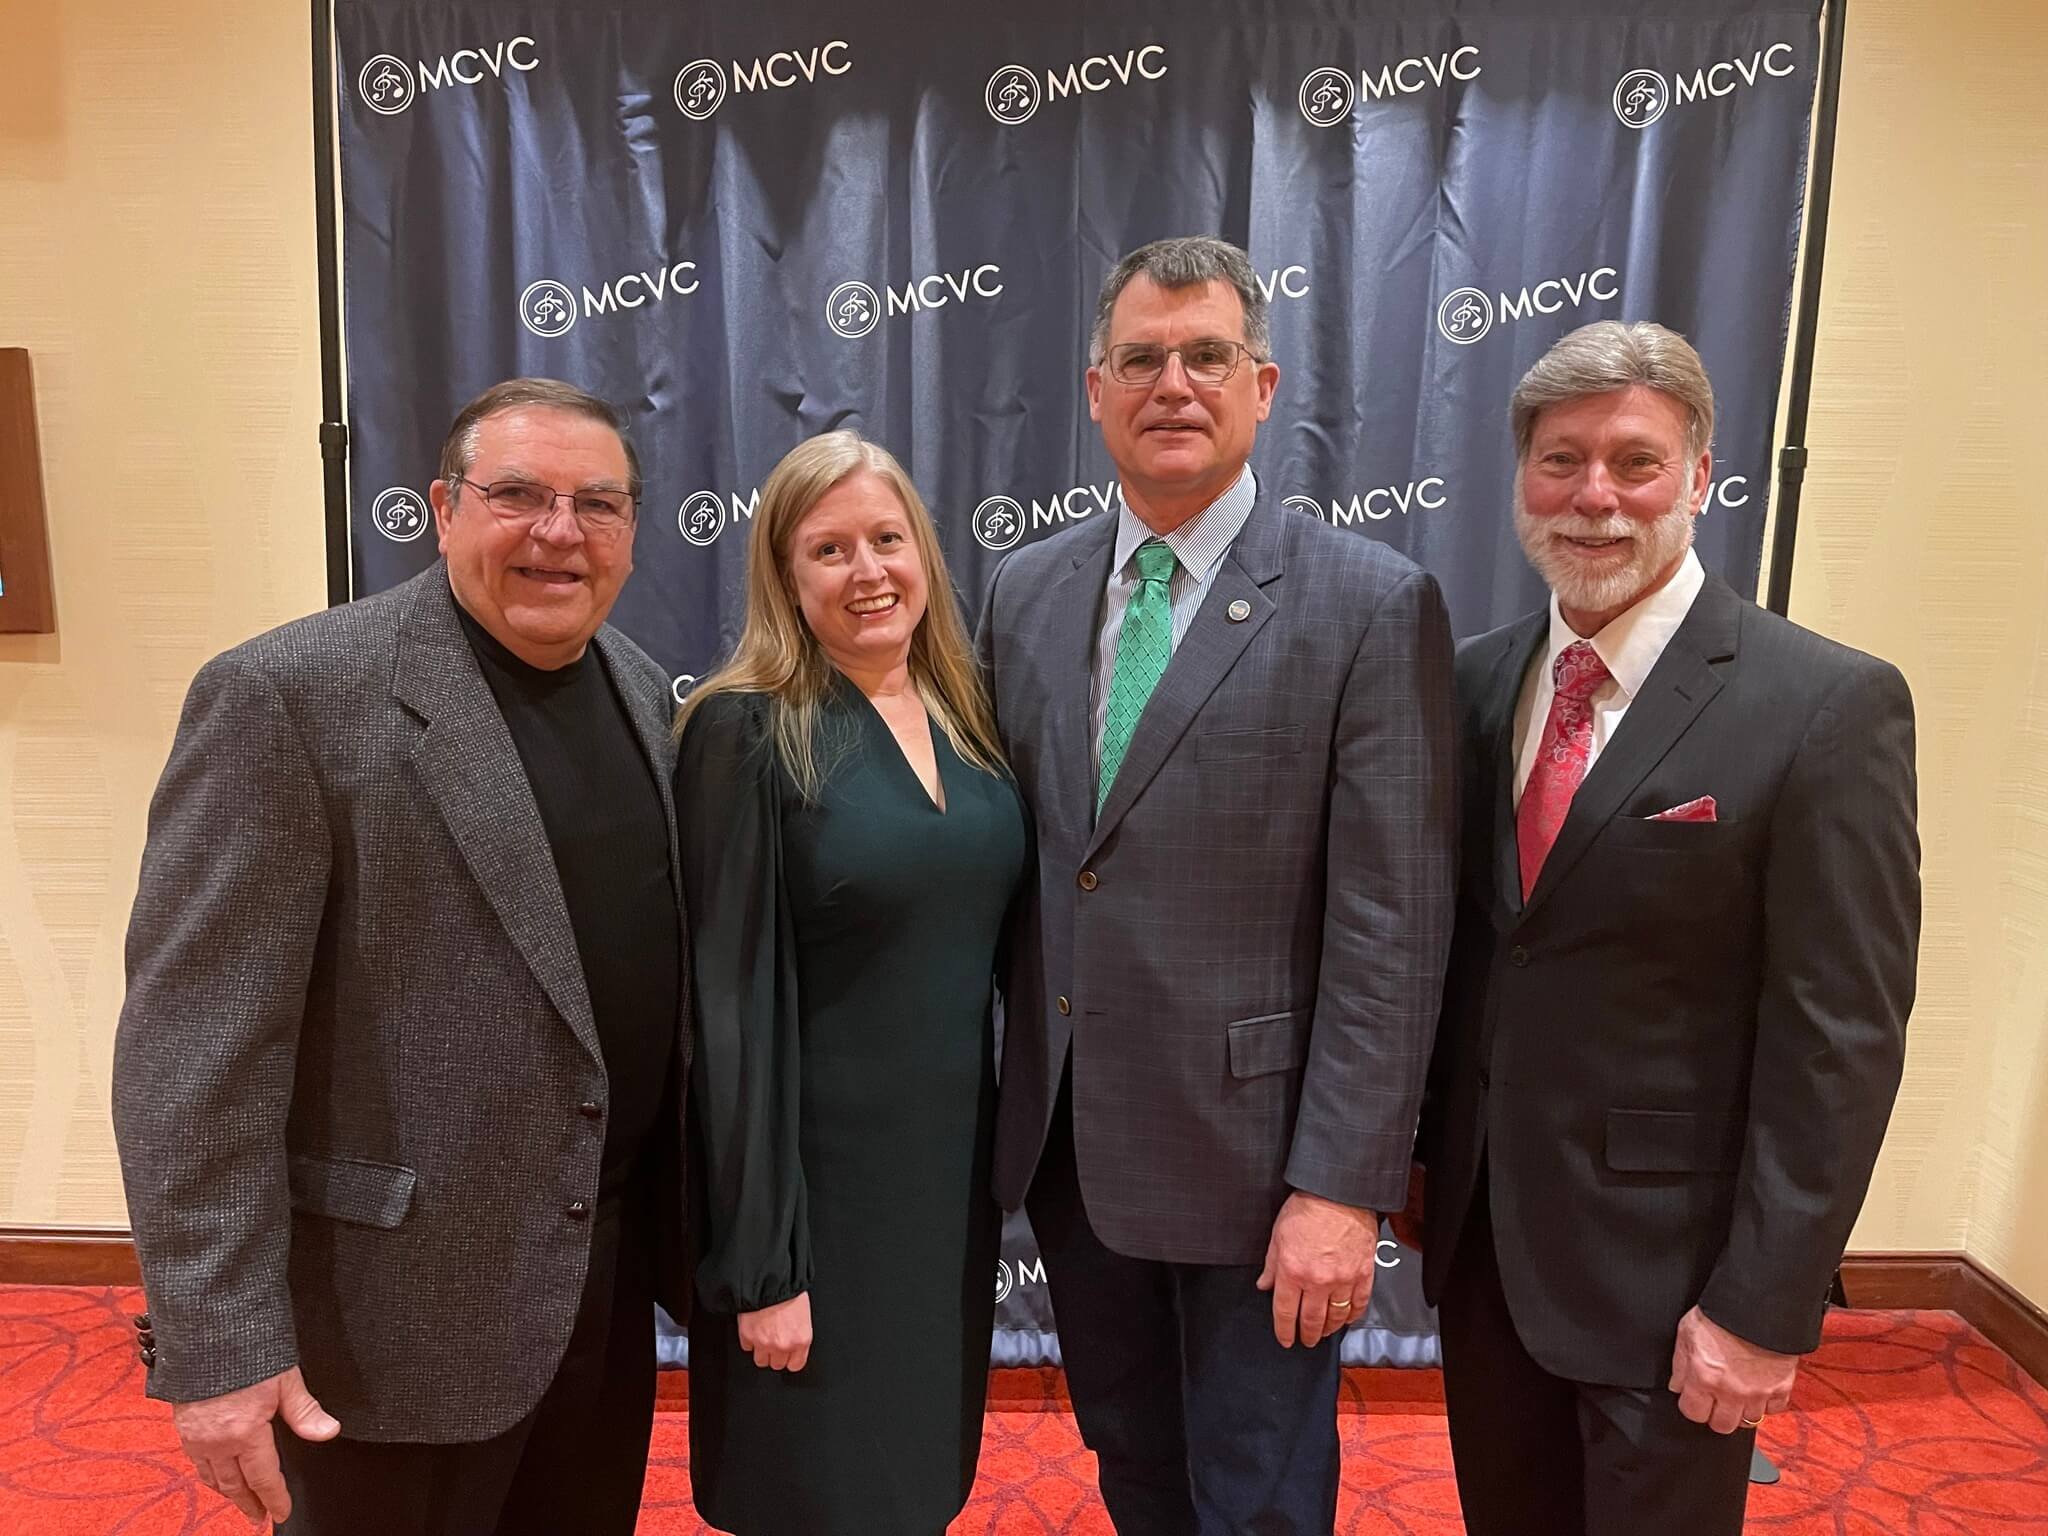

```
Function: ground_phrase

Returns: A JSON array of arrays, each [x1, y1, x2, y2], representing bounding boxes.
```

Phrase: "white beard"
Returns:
[[1513, 478, 1697, 620]]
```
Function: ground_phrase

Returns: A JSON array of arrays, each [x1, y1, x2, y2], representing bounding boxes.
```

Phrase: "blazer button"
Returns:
[[566, 1200, 590, 1220], [1509, 945, 1530, 968], [1077, 871, 1098, 891], [578, 1101, 603, 1120], [1057, 996, 1071, 1016], [139, 1347, 157, 1368], [133, 1314, 152, 1331]]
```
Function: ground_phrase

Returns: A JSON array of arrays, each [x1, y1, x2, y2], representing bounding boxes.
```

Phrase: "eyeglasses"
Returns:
[[1103, 339, 1264, 387], [457, 477, 637, 531]]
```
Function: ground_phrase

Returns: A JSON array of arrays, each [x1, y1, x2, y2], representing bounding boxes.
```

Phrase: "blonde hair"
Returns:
[[674, 430, 1007, 800]]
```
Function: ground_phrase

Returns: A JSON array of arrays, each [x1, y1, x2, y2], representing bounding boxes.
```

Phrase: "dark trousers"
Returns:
[[1026, 1070, 1342, 1536], [1438, 1168, 1755, 1536], [275, 1184, 658, 1536]]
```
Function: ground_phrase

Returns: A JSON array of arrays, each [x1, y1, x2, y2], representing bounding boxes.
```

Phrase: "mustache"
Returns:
[[1539, 515, 1638, 540]]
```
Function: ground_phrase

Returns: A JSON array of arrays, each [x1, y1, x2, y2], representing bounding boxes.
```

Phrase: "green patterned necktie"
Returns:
[[1098, 537, 1179, 812]]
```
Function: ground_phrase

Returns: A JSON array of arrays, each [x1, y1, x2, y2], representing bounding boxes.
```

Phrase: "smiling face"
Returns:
[[430, 405, 636, 668], [1086, 275, 1279, 532], [1513, 385, 1709, 635], [784, 470, 930, 680]]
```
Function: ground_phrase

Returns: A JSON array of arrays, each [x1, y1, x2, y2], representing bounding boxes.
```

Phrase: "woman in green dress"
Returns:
[[673, 431, 1025, 1535]]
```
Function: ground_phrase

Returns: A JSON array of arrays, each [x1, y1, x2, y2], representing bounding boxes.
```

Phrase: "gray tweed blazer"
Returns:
[[111, 562, 689, 1443]]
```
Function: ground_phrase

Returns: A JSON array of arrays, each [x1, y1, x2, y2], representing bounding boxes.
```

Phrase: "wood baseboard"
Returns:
[[4, 1232, 2040, 1387], [1841, 1251, 2048, 1386], [0, 1227, 140, 1285]]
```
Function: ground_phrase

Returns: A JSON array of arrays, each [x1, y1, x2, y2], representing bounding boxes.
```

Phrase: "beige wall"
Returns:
[[1789, 0, 2048, 1304], [0, 0, 326, 1220], [3, 1, 2046, 1306]]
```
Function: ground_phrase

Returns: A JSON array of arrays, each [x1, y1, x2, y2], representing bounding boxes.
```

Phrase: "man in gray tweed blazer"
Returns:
[[111, 379, 690, 1536], [979, 237, 1459, 1532]]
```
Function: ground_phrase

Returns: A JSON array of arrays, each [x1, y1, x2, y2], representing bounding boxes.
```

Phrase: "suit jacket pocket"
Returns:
[[1226, 1009, 1309, 1079], [288, 1154, 419, 1229], [1196, 724, 1305, 763], [1603, 1109, 1742, 1173], [1599, 816, 1736, 851]]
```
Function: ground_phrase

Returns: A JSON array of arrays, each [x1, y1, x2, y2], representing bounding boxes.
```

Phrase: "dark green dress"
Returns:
[[676, 680, 1025, 1536]]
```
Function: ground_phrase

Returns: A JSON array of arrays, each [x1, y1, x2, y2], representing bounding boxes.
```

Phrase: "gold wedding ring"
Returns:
[[1741, 1416, 1764, 1427], [1328, 1299, 1352, 1310]]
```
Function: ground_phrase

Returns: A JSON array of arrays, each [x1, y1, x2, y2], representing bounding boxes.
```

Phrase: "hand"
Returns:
[[1668, 1305, 1799, 1434], [1256, 1191, 1380, 1349], [1386, 1163, 1425, 1253], [737, 1292, 813, 1371], [171, 1365, 339, 1524]]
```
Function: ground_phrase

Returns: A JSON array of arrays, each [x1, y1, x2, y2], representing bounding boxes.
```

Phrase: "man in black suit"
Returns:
[[1410, 321, 1919, 1534]]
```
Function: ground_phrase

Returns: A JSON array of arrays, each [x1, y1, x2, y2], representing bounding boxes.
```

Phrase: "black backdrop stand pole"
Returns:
[[1764, 0, 1849, 617], [313, 0, 351, 607]]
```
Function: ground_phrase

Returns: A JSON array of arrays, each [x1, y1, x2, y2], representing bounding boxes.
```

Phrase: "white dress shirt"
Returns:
[[1090, 466, 1258, 776], [1511, 548, 1707, 807]]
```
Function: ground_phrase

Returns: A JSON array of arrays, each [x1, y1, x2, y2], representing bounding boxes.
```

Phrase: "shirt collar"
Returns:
[[1112, 465, 1258, 583], [1543, 546, 1706, 700]]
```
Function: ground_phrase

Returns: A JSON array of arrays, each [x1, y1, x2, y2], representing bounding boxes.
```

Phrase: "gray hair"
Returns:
[[1510, 321, 1715, 462], [1089, 236, 1271, 364], [437, 377, 643, 502]]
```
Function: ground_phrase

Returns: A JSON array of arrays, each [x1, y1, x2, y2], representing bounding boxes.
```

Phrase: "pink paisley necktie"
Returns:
[[1517, 640, 1611, 900]]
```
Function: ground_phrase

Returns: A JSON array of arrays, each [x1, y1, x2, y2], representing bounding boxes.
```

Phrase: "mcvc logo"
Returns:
[[1613, 43, 1795, 128], [986, 45, 1167, 125], [370, 487, 431, 542], [1437, 267, 1620, 345], [677, 487, 763, 548], [1255, 265, 1309, 301], [826, 266, 1003, 340], [519, 260, 700, 338], [995, 1257, 1047, 1302], [973, 481, 1125, 552], [1699, 477, 1752, 513], [1285, 479, 1447, 526], [674, 41, 852, 121], [1298, 47, 1481, 127], [357, 38, 538, 116]]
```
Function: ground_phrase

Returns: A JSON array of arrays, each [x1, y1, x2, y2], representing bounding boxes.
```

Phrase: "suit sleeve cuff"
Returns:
[[1696, 1276, 1829, 1358], [1285, 1135, 1409, 1216]]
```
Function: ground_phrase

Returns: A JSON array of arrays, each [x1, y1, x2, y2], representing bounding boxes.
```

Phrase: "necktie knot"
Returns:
[[1132, 538, 1177, 587], [1552, 641, 1609, 704]]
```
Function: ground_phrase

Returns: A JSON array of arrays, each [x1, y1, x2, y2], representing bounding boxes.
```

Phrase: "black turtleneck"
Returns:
[[456, 602, 681, 1198]]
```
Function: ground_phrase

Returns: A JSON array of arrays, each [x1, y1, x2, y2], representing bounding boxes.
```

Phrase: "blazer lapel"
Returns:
[[391, 566, 602, 1062], [1520, 575, 1742, 917], [1085, 496, 1283, 860], [593, 626, 681, 862], [1486, 615, 1548, 924], [1038, 518, 1118, 847]]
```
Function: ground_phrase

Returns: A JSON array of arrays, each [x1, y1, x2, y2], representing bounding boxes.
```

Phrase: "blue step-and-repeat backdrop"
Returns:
[[333, 0, 1820, 1365]]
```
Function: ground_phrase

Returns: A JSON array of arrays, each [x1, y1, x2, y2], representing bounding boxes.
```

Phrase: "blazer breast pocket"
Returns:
[[1598, 815, 1738, 852], [1226, 1008, 1310, 1079], [288, 1153, 419, 1229], [1196, 724, 1306, 764]]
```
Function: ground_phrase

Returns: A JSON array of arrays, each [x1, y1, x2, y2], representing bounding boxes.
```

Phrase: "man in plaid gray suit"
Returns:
[[979, 237, 1459, 1532], [111, 379, 689, 1535]]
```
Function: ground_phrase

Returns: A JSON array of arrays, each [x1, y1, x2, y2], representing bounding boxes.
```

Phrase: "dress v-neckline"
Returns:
[[841, 675, 950, 815]]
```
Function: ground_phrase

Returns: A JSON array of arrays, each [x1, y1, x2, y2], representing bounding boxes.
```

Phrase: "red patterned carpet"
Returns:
[[4, 1287, 2046, 1534]]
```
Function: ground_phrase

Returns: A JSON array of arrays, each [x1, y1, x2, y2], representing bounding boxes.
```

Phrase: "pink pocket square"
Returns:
[[1648, 795, 1717, 823]]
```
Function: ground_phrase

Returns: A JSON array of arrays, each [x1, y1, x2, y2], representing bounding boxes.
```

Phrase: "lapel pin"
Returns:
[[1227, 599, 1251, 623]]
